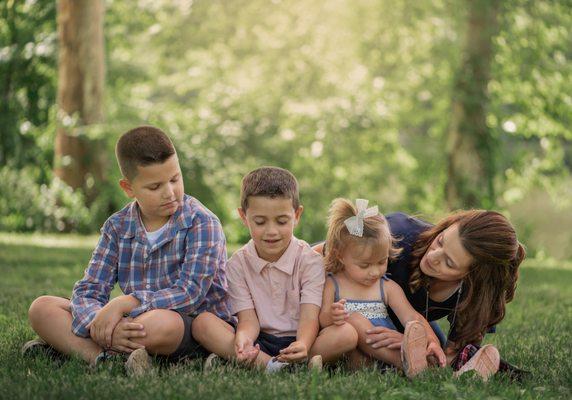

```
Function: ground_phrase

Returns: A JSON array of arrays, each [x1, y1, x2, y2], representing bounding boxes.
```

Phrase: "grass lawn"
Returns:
[[0, 233, 570, 399]]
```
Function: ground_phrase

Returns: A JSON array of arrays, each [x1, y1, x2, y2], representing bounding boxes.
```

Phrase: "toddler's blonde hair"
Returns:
[[324, 198, 401, 273]]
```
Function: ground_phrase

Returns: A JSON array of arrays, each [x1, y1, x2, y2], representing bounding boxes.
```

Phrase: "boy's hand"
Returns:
[[365, 327, 403, 349], [234, 334, 259, 364], [276, 341, 308, 363], [330, 299, 349, 325], [87, 302, 124, 349], [110, 317, 146, 354], [426, 341, 447, 367]]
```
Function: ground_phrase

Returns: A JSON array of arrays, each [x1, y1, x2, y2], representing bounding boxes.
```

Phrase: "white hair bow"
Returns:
[[344, 199, 379, 237]]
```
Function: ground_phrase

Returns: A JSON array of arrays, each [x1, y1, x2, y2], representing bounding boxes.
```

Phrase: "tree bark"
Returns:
[[445, 0, 500, 210], [54, 0, 105, 199]]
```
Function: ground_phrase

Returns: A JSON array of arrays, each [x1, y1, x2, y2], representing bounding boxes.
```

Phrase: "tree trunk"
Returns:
[[54, 0, 105, 200], [445, 0, 500, 210]]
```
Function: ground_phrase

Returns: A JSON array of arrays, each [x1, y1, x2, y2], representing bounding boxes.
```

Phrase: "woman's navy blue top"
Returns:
[[385, 212, 461, 339]]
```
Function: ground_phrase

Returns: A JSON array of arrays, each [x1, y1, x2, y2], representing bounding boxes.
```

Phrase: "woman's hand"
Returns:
[[426, 341, 447, 367], [365, 326, 404, 349]]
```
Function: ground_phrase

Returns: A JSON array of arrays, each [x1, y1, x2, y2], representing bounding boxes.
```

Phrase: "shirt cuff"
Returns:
[[129, 291, 153, 317]]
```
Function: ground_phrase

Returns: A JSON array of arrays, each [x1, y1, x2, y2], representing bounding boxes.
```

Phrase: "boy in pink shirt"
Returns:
[[192, 167, 358, 371]]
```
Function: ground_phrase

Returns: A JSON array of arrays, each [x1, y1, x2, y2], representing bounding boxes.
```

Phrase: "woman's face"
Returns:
[[420, 223, 473, 282]]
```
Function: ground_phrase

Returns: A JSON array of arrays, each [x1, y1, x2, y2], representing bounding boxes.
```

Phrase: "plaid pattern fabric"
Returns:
[[70, 194, 233, 337], [453, 344, 531, 381]]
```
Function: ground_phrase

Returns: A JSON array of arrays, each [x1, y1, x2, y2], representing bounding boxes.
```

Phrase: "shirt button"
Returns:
[[146, 284, 150, 289]]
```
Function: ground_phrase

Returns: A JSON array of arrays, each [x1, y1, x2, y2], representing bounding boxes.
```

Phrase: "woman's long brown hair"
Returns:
[[410, 210, 526, 350]]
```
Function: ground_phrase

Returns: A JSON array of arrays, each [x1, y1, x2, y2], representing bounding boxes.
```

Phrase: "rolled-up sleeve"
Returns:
[[129, 217, 226, 317], [70, 223, 118, 337]]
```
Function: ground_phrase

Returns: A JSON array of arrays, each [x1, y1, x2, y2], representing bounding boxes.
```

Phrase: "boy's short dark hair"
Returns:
[[115, 125, 176, 180], [240, 166, 300, 211]]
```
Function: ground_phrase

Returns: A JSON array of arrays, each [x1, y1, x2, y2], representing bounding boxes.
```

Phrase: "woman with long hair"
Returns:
[[315, 209, 526, 380]]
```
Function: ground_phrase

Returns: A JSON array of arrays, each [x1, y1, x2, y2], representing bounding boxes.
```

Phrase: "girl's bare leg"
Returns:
[[309, 323, 358, 363]]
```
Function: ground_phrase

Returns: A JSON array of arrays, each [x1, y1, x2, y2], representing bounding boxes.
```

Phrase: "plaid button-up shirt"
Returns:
[[70, 194, 233, 337]]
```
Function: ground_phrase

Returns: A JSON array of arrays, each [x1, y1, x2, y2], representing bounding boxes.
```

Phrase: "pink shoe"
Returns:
[[454, 344, 500, 382], [401, 320, 428, 378]]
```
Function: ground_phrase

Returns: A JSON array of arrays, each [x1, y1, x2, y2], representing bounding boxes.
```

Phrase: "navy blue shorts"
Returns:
[[255, 331, 296, 357]]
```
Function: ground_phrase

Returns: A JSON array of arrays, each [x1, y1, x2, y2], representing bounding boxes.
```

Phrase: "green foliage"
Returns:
[[0, 167, 93, 233], [0, 0, 570, 238], [0, 0, 57, 169]]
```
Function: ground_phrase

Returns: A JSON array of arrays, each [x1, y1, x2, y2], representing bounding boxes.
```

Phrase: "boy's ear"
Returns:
[[119, 178, 135, 198], [293, 205, 304, 226], [237, 207, 248, 226]]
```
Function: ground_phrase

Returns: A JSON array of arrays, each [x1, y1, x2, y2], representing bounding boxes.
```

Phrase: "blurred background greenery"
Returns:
[[0, 0, 570, 259]]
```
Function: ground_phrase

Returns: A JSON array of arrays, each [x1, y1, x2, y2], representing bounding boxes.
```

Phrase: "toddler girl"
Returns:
[[319, 198, 446, 377]]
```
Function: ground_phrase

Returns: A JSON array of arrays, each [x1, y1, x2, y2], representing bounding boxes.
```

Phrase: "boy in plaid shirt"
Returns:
[[23, 126, 233, 375]]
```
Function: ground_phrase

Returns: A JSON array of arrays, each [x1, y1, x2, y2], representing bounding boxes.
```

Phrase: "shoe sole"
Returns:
[[401, 321, 428, 378], [454, 344, 500, 382], [308, 355, 322, 372], [125, 348, 152, 377], [203, 353, 219, 372]]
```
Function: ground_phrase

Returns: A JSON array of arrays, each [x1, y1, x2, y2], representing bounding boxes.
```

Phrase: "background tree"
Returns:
[[445, 0, 500, 209], [54, 0, 105, 201]]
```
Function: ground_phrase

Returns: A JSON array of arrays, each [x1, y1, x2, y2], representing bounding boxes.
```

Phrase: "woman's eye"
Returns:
[[149, 185, 160, 191]]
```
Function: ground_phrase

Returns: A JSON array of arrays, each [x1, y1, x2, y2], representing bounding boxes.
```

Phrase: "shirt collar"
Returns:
[[120, 194, 194, 241], [245, 237, 299, 275]]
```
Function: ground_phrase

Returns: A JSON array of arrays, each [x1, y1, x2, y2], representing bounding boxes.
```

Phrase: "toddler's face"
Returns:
[[120, 154, 184, 228], [340, 240, 389, 287], [239, 196, 302, 262]]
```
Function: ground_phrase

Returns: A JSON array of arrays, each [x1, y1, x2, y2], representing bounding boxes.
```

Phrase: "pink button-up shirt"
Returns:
[[227, 236, 325, 337]]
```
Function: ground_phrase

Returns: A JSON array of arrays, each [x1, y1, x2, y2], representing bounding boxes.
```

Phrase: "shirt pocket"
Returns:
[[286, 289, 300, 320]]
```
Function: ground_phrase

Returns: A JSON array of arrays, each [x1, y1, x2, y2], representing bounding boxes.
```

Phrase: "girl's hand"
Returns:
[[331, 299, 349, 325], [276, 341, 308, 363], [365, 327, 403, 349], [110, 317, 146, 354], [426, 341, 447, 367]]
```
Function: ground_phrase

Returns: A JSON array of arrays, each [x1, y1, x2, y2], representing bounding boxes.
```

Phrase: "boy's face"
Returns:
[[238, 196, 303, 263], [120, 154, 184, 228]]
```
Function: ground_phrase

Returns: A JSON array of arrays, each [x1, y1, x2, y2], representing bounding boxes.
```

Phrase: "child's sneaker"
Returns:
[[203, 353, 221, 372], [125, 348, 152, 377], [308, 355, 323, 372], [454, 344, 500, 382], [265, 357, 289, 373], [21, 338, 66, 362], [401, 320, 428, 378]]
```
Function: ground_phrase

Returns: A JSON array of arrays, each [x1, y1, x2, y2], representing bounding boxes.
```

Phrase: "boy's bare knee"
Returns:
[[28, 296, 68, 327], [133, 310, 184, 350]]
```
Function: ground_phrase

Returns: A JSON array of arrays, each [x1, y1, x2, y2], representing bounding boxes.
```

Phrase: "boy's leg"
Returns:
[[346, 313, 402, 368], [191, 312, 272, 369], [308, 323, 358, 363], [191, 312, 235, 359], [130, 309, 186, 356], [28, 295, 102, 364]]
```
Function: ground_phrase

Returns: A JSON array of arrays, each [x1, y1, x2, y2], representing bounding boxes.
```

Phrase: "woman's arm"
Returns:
[[385, 280, 446, 366]]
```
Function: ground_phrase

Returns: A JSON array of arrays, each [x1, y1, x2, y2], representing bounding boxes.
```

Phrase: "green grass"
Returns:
[[0, 234, 570, 399]]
